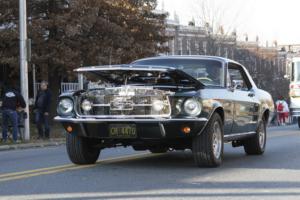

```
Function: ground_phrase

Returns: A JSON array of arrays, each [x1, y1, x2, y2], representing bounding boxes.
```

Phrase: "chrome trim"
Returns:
[[76, 114, 172, 118], [54, 116, 208, 123], [91, 103, 169, 108], [76, 96, 172, 119], [92, 104, 110, 107], [291, 110, 300, 117], [224, 131, 256, 140], [75, 65, 175, 72], [92, 104, 153, 107]]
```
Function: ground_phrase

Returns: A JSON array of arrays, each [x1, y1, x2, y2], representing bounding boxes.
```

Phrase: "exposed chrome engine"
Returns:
[[76, 86, 173, 118]]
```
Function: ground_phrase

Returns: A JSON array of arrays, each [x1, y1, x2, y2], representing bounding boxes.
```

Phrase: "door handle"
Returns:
[[248, 92, 255, 97]]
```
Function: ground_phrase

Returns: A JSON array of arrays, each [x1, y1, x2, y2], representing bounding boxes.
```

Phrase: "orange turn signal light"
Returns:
[[182, 126, 191, 134], [66, 126, 73, 133]]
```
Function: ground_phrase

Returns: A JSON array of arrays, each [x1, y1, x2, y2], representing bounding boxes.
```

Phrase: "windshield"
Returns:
[[133, 59, 224, 86]]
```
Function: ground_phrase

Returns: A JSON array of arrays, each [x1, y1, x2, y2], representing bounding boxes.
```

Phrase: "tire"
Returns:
[[66, 134, 100, 165], [297, 117, 300, 129], [149, 147, 168, 153], [243, 121, 266, 155], [192, 113, 224, 167]]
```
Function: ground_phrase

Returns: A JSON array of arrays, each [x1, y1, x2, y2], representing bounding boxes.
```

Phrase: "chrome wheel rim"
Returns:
[[212, 121, 222, 159], [258, 124, 265, 149]]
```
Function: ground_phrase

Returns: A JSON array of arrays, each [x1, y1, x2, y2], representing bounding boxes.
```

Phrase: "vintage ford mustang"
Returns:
[[55, 56, 274, 167]]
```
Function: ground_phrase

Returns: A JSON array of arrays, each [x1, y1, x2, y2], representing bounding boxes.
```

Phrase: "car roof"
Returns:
[[133, 55, 242, 65], [76, 55, 244, 72]]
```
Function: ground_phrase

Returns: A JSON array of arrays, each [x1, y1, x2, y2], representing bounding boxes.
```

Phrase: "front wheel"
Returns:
[[243, 121, 266, 155], [66, 134, 100, 165], [192, 113, 224, 167], [297, 117, 300, 129]]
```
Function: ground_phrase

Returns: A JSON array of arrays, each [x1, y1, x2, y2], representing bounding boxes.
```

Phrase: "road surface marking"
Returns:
[[0, 164, 75, 179], [1, 188, 300, 200], [0, 152, 159, 183]]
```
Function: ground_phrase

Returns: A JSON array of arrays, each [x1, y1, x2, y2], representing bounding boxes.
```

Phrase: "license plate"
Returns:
[[109, 124, 137, 138]]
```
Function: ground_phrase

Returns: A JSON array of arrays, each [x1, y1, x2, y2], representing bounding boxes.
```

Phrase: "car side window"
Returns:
[[228, 63, 252, 91]]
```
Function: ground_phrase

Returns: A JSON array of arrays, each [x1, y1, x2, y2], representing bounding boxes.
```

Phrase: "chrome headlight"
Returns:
[[183, 98, 202, 117], [81, 99, 92, 112], [57, 98, 73, 116], [175, 99, 184, 114], [152, 99, 165, 112]]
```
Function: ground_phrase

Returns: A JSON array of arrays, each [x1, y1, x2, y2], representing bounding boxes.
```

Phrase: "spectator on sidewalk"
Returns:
[[276, 96, 289, 126], [34, 81, 52, 140], [1, 82, 26, 143]]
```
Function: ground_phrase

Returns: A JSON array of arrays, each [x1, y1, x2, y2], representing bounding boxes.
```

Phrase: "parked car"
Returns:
[[55, 56, 274, 167]]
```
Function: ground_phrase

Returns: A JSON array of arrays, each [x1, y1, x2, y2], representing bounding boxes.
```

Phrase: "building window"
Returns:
[[187, 39, 191, 55], [203, 41, 207, 55], [217, 46, 221, 56], [172, 39, 175, 55], [224, 48, 228, 58], [178, 38, 183, 55], [195, 42, 200, 55]]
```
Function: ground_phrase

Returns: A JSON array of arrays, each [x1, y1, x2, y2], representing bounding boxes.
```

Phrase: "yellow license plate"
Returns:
[[109, 124, 137, 138]]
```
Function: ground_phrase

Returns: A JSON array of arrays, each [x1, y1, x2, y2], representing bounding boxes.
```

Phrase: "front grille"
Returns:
[[76, 86, 171, 118]]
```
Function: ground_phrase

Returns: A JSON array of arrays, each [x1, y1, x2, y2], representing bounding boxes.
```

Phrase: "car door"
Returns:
[[228, 63, 259, 133]]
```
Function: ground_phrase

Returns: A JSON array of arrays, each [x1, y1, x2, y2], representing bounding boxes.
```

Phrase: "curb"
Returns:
[[0, 139, 65, 151]]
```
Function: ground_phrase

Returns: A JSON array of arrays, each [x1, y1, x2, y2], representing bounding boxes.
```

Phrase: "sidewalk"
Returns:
[[0, 138, 65, 151]]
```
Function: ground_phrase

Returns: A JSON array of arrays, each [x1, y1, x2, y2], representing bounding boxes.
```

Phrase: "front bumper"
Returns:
[[290, 97, 300, 117], [54, 116, 208, 139], [290, 108, 300, 117]]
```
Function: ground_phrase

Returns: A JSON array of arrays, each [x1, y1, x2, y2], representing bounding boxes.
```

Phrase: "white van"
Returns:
[[288, 57, 300, 127]]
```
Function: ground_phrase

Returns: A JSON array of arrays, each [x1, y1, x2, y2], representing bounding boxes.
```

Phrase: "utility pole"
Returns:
[[19, 0, 30, 141], [33, 64, 36, 100]]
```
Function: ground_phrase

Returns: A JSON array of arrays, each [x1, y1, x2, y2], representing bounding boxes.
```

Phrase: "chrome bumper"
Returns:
[[54, 116, 208, 123], [290, 108, 300, 117]]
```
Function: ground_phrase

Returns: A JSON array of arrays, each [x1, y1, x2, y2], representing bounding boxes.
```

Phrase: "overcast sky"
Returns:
[[158, 0, 300, 46]]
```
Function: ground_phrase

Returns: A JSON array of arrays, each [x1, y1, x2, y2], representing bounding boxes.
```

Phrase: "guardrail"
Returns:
[[60, 82, 79, 93], [35, 82, 79, 94]]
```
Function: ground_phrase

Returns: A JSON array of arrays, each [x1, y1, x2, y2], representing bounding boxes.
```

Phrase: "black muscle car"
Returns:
[[55, 56, 274, 167]]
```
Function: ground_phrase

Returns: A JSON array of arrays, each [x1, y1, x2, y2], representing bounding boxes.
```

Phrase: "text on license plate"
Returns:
[[109, 124, 137, 138]]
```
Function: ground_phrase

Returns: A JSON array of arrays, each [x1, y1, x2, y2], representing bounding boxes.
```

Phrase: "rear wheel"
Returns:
[[66, 134, 100, 165], [297, 117, 300, 129], [243, 121, 266, 155], [192, 113, 224, 167]]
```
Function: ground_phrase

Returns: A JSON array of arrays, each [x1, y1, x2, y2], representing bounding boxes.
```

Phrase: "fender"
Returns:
[[197, 100, 224, 136]]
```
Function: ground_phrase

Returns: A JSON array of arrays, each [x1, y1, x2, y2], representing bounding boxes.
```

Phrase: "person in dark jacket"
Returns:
[[34, 81, 52, 139], [1, 84, 26, 143]]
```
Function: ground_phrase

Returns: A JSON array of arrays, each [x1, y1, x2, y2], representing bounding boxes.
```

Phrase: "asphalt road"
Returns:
[[0, 125, 300, 200]]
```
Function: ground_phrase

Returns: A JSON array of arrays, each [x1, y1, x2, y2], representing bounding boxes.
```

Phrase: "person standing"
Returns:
[[276, 96, 289, 126], [34, 81, 52, 139], [1, 84, 26, 143]]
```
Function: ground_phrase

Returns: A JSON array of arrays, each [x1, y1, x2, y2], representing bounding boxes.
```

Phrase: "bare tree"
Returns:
[[191, 0, 248, 57], [193, 0, 247, 35]]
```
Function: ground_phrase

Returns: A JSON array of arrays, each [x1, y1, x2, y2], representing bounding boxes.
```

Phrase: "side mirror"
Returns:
[[284, 74, 290, 79]]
